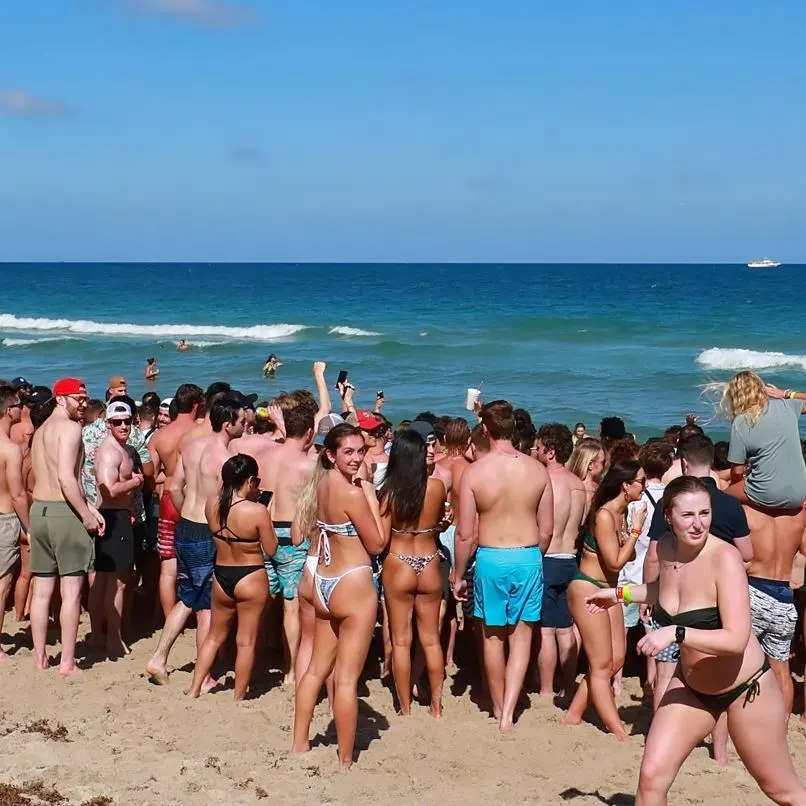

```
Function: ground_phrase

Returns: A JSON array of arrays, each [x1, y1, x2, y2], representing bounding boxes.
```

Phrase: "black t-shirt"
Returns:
[[648, 476, 749, 544]]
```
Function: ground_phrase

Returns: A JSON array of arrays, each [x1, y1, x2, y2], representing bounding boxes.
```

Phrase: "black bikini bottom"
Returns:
[[686, 657, 770, 711], [214, 564, 265, 600]]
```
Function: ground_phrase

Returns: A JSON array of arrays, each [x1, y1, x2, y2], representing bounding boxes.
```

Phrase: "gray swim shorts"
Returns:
[[0, 512, 20, 577], [749, 583, 797, 662]]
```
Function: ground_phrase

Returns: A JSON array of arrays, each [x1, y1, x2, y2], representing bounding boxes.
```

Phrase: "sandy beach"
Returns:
[[0, 609, 798, 806]]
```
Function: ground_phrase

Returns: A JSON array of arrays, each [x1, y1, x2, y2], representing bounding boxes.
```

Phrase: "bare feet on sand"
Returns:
[[58, 663, 82, 678], [429, 702, 443, 719], [145, 662, 169, 685]]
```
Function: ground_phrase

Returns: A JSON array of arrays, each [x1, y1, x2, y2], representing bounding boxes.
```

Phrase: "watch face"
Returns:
[[675, 625, 686, 644]]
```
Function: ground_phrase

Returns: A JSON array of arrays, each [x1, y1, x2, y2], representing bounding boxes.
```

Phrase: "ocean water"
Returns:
[[1, 263, 805, 440]]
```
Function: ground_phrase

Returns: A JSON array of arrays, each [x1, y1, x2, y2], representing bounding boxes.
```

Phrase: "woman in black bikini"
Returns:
[[563, 460, 648, 738], [378, 428, 447, 717], [187, 454, 278, 701], [586, 477, 806, 805]]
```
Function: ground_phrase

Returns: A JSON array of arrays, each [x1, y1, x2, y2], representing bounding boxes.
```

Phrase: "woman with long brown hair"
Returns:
[[562, 459, 647, 738], [378, 428, 447, 717]]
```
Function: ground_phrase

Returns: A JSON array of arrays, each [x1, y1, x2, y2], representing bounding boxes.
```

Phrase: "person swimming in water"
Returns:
[[263, 354, 283, 378]]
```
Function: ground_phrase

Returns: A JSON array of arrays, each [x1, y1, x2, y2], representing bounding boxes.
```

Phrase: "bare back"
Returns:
[[746, 505, 806, 582], [545, 465, 586, 555], [260, 442, 316, 522], [149, 416, 198, 484], [386, 477, 446, 556], [463, 448, 553, 550], [178, 435, 231, 522]]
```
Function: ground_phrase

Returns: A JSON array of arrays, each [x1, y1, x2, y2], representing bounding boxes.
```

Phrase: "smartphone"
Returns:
[[336, 370, 349, 389], [258, 490, 273, 507], [377, 390, 384, 399]]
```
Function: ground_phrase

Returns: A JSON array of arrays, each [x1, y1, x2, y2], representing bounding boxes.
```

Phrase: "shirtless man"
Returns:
[[106, 376, 127, 401], [148, 383, 204, 618], [258, 406, 316, 685], [176, 382, 231, 454], [432, 417, 471, 666], [534, 423, 586, 698], [10, 385, 46, 450], [90, 401, 143, 656], [29, 378, 104, 676], [358, 409, 390, 488], [146, 397, 245, 684], [0, 386, 29, 658], [453, 401, 553, 732]]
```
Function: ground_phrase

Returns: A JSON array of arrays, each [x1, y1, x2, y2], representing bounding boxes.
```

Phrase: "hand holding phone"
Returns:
[[335, 370, 349, 390], [258, 490, 274, 507]]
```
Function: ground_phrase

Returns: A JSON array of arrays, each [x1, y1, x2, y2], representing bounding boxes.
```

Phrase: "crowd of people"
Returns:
[[1, 366, 806, 802]]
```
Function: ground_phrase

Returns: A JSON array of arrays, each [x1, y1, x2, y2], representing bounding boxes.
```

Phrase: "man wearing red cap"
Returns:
[[29, 378, 105, 676]]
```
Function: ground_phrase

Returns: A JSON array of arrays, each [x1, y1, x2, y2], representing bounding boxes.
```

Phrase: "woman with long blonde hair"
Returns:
[[566, 437, 606, 519], [720, 370, 806, 721]]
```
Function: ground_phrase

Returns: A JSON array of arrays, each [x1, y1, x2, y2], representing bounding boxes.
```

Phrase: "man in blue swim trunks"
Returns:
[[453, 400, 554, 733], [256, 405, 317, 685]]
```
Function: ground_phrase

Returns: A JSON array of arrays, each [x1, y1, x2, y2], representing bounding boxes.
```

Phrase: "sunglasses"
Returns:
[[632, 477, 647, 487], [7, 402, 23, 410], [109, 418, 133, 427]]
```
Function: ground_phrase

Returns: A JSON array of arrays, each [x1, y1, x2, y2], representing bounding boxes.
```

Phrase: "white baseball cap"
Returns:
[[106, 402, 132, 420]]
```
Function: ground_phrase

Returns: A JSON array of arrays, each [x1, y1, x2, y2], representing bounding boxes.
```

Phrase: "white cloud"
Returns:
[[0, 90, 68, 117], [134, 0, 259, 26]]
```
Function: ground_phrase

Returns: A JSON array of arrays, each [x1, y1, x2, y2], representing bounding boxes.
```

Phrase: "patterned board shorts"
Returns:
[[749, 583, 797, 662]]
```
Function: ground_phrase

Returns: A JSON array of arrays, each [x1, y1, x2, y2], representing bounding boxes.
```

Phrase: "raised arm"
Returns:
[[312, 362, 331, 430]]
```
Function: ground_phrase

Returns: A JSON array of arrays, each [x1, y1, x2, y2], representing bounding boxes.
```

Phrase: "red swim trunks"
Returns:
[[157, 493, 180, 560]]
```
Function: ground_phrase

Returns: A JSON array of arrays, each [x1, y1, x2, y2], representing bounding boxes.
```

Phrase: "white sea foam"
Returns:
[[2, 336, 79, 347], [697, 348, 806, 372], [328, 326, 381, 337], [0, 313, 308, 341]]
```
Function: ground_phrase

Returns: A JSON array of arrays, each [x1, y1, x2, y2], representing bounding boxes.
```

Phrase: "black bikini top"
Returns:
[[213, 499, 260, 544], [654, 602, 722, 630]]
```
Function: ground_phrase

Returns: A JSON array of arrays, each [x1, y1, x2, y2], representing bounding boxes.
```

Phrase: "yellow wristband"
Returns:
[[622, 585, 633, 605]]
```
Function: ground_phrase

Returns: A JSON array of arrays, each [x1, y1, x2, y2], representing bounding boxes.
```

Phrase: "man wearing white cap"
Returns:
[[91, 401, 143, 657]]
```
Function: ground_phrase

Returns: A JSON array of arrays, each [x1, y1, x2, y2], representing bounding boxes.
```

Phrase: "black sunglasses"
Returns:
[[109, 418, 133, 427]]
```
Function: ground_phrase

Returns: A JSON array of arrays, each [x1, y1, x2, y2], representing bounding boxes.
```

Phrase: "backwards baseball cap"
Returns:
[[23, 385, 52, 407], [106, 401, 132, 420], [408, 419, 436, 441], [314, 413, 345, 446], [355, 409, 384, 432], [231, 391, 259, 410], [159, 397, 173, 410], [108, 376, 127, 388], [53, 378, 87, 397], [11, 377, 30, 390]]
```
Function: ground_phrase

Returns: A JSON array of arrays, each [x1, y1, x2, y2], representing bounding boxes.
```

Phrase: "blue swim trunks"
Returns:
[[264, 522, 310, 600], [175, 518, 216, 612], [474, 545, 543, 627]]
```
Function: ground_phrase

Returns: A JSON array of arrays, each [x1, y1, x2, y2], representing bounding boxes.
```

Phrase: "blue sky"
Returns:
[[1, 1, 804, 262]]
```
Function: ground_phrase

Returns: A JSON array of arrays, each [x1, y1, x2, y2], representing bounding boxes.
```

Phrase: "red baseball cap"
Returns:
[[53, 378, 87, 397], [356, 409, 384, 431]]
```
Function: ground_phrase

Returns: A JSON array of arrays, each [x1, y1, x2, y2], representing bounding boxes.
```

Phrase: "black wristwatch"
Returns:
[[675, 625, 686, 645]]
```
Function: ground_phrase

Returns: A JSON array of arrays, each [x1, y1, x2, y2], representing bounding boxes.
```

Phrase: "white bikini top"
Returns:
[[315, 519, 359, 566]]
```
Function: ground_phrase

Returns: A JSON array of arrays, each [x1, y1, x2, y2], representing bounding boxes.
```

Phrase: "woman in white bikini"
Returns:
[[292, 423, 385, 768], [378, 428, 447, 717]]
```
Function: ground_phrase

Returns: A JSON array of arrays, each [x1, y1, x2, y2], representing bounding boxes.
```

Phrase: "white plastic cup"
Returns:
[[466, 387, 481, 411]]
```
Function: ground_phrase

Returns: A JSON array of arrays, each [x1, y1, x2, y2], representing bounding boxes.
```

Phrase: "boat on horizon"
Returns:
[[747, 257, 782, 268]]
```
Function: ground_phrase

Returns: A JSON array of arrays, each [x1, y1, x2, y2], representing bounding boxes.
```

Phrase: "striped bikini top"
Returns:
[[315, 519, 359, 566]]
